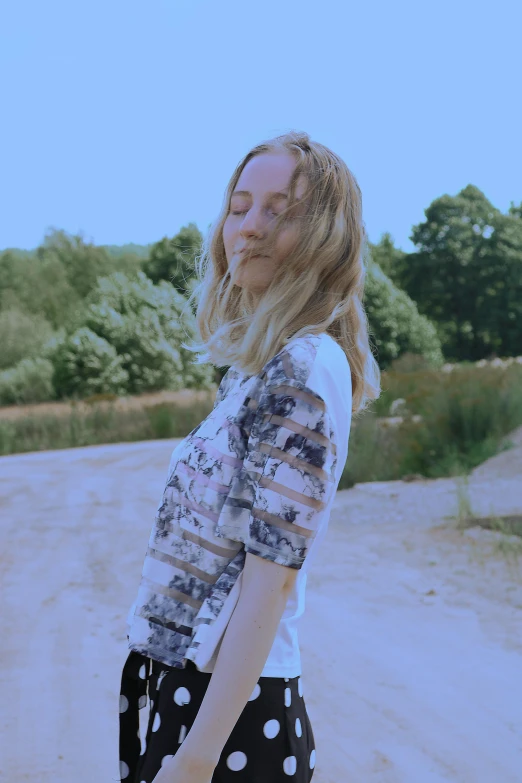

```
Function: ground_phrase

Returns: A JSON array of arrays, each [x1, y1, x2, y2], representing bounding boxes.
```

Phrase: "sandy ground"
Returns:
[[0, 428, 521, 782]]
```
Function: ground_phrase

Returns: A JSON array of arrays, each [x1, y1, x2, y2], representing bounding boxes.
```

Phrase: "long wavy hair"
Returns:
[[181, 130, 381, 416]]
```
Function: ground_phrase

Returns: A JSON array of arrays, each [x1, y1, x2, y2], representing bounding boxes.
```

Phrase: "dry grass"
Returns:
[[0, 387, 218, 421]]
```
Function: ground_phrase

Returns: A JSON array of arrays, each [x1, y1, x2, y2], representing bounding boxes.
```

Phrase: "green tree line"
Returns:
[[0, 183, 520, 405]]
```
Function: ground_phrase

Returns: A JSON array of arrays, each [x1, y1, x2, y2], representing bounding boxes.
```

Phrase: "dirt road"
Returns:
[[1, 431, 521, 782]]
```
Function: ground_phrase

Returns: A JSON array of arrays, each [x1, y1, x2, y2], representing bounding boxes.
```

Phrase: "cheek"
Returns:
[[275, 227, 298, 256]]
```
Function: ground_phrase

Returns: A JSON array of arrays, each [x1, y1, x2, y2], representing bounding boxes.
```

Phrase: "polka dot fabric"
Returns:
[[118, 650, 316, 782]]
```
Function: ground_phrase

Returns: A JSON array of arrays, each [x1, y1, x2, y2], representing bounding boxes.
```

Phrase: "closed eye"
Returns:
[[231, 209, 279, 217]]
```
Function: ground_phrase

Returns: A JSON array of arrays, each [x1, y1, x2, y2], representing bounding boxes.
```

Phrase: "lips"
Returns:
[[239, 250, 267, 258]]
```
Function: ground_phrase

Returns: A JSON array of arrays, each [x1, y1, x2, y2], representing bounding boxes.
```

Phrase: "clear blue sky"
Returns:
[[1, 0, 520, 254]]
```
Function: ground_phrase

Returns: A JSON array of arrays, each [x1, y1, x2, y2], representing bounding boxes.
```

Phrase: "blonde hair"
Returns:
[[182, 130, 381, 415]]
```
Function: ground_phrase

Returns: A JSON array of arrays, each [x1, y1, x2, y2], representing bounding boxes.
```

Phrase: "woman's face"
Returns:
[[223, 151, 307, 300]]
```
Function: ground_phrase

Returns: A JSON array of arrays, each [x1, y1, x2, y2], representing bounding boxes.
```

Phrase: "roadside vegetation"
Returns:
[[2, 184, 521, 523]]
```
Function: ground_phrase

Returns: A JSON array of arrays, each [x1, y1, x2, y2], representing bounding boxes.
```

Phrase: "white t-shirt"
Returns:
[[126, 331, 352, 677]]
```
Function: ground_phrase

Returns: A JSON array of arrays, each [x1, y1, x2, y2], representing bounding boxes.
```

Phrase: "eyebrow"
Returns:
[[231, 189, 289, 199]]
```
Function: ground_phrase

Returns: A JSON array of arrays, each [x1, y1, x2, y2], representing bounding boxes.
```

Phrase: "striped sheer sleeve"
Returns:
[[214, 376, 338, 569]]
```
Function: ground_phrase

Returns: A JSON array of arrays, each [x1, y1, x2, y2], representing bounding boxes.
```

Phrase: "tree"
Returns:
[[37, 228, 113, 300], [364, 259, 444, 370], [368, 232, 409, 285], [508, 200, 522, 220], [475, 210, 522, 357], [0, 307, 54, 370], [394, 185, 522, 362], [143, 222, 203, 296], [0, 245, 79, 330]]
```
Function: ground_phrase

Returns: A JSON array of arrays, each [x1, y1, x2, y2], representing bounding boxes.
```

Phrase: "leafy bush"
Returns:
[[80, 270, 214, 395], [0, 307, 55, 370], [365, 262, 445, 370], [50, 327, 129, 399], [0, 357, 55, 405]]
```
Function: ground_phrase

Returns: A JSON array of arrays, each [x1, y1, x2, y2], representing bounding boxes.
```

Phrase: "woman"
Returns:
[[118, 130, 381, 783]]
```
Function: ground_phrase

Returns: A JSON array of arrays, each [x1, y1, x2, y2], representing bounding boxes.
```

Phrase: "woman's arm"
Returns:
[[177, 550, 297, 767]]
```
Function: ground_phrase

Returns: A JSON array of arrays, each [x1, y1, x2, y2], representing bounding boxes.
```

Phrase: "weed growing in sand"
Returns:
[[451, 473, 522, 574]]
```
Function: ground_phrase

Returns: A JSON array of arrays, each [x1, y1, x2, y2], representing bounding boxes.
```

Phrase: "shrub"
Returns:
[[82, 271, 214, 395], [0, 308, 55, 371], [50, 327, 129, 399], [0, 357, 55, 404], [365, 262, 445, 370]]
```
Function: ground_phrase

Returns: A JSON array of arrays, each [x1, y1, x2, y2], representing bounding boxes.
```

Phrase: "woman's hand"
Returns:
[[149, 746, 217, 783]]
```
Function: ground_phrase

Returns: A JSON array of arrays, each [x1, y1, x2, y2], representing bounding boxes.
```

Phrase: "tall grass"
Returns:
[[0, 396, 215, 456], [341, 362, 522, 487], [1, 363, 521, 490]]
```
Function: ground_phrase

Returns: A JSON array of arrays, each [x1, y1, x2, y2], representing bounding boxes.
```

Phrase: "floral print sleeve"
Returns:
[[214, 367, 338, 570]]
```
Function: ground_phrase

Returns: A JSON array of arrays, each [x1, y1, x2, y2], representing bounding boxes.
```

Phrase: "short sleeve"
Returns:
[[214, 376, 338, 569]]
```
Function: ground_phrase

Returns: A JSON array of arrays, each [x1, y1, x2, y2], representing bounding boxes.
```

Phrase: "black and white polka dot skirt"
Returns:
[[118, 649, 317, 782]]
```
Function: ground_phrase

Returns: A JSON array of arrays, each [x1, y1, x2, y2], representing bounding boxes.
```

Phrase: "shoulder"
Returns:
[[213, 366, 243, 407], [262, 333, 349, 392], [258, 334, 352, 451]]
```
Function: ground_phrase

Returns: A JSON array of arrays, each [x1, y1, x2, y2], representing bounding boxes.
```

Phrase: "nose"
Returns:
[[238, 206, 269, 240]]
